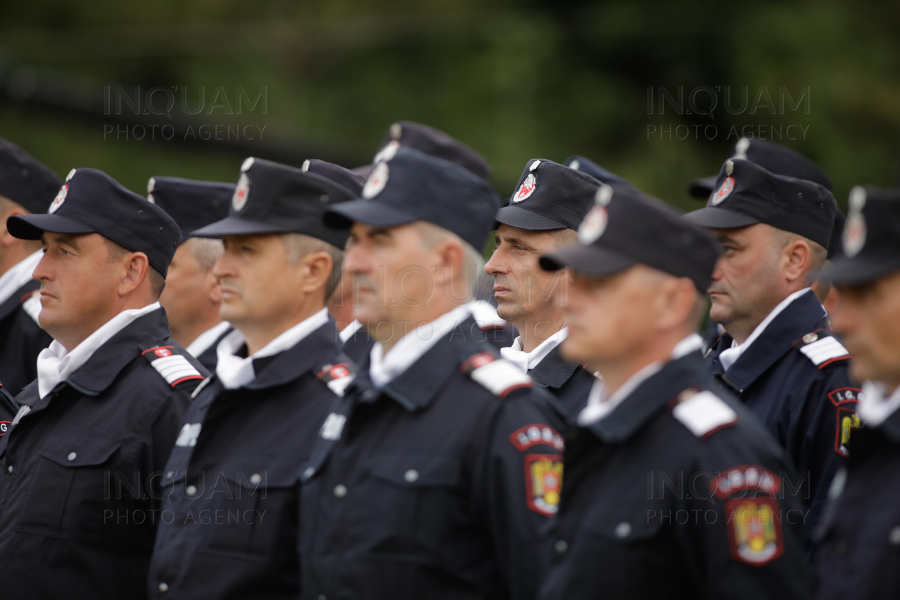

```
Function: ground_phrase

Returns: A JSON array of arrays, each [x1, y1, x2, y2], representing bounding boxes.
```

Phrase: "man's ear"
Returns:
[[433, 239, 465, 286], [0, 206, 29, 248], [782, 239, 812, 284], [119, 252, 150, 297], [299, 251, 334, 295]]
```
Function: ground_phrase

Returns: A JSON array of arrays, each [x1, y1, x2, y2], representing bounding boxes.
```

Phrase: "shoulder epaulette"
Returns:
[[792, 330, 851, 369], [460, 351, 533, 398], [316, 360, 357, 397], [20, 290, 41, 325], [671, 388, 737, 438], [142, 346, 205, 387]]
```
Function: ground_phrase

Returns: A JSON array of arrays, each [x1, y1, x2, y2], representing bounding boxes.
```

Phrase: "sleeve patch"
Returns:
[[798, 336, 850, 368], [725, 496, 784, 566], [142, 346, 205, 387], [510, 424, 565, 452], [21, 291, 41, 325], [524, 454, 563, 517], [316, 362, 356, 397], [461, 352, 533, 398], [672, 390, 738, 438]]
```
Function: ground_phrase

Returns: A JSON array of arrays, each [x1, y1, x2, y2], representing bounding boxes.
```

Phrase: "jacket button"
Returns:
[[6, 465, 12, 474], [250, 473, 262, 485], [361, 390, 378, 401], [68, 452, 77, 461], [615, 522, 632, 539], [890, 527, 900, 545], [186, 485, 198, 497], [165, 471, 174, 480], [303, 467, 315, 479], [404, 469, 419, 483], [158, 582, 169, 593], [554, 540, 568, 555], [334, 485, 348, 498], [318, 595, 327, 600]]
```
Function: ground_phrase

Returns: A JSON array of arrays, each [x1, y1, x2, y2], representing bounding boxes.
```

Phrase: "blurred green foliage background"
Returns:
[[1, 0, 898, 221]]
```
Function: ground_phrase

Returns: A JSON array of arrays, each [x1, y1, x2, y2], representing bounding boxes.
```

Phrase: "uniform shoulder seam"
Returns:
[[670, 389, 738, 438], [460, 351, 533, 398], [792, 330, 851, 369]]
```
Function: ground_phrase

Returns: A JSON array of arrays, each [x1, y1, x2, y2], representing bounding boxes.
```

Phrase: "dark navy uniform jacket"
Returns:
[[539, 351, 810, 600], [0, 308, 203, 600], [529, 345, 595, 422], [299, 315, 567, 600], [705, 290, 859, 534], [192, 325, 233, 372], [149, 318, 351, 599], [0, 280, 52, 396], [813, 402, 900, 600]]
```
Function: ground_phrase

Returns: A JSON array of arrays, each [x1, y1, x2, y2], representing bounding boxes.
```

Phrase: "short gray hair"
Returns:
[[183, 237, 224, 272]]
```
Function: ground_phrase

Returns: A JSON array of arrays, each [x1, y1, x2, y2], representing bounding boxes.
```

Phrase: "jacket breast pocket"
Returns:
[[16, 432, 123, 543], [203, 453, 302, 559], [366, 451, 466, 557], [578, 505, 669, 582]]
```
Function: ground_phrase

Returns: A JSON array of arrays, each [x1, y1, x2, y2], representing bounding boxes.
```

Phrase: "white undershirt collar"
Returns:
[[368, 304, 472, 389], [578, 333, 704, 426], [36, 302, 161, 399], [338, 319, 364, 343], [719, 287, 811, 372], [215, 308, 329, 389], [500, 328, 568, 373], [0, 250, 42, 307], [859, 381, 900, 427], [186, 321, 231, 358]]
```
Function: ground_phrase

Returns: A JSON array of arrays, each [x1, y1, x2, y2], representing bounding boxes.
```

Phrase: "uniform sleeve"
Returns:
[[683, 461, 811, 599], [135, 388, 193, 513], [478, 389, 567, 600], [789, 363, 859, 533]]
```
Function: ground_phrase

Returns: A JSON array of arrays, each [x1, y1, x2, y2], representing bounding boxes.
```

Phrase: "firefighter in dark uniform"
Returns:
[[148, 157, 358, 599], [688, 136, 844, 314], [299, 158, 372, 360], [812, 186, 900, 600], [537, 182, 810, 600], [0, 168, 204, 599], [685, 158, 858, 535], [0, 139, 58, 397], [485, 158, 600, 420], [360, 121, 519, 351], [299, 147, 567, 600], [148, 176, 232, 371]]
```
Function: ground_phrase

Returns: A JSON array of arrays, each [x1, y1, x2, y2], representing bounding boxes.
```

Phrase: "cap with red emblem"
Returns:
[[683, 158, 837, 250]]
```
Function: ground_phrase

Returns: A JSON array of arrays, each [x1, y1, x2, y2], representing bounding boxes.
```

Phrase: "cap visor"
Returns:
[[683, 207, 760, 230], [539, 243, 637, 276], [191, 216, 296, 238], [821, 255, 900, 287], [496, 206, 569, 231], [687, 176, 717, 199], [7, 213, 96, 241], [323, 200, 417, 230]]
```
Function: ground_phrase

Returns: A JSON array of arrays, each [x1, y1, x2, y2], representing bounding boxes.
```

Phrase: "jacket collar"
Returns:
[[63, 308, 172, 396], [0, 279, 39, 322], [710, 289, 825, 392], [585, 351, 709, 444], [240, 320, 343, 390], [357, 316, 479, 412], [529, 344, 582, 389]]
